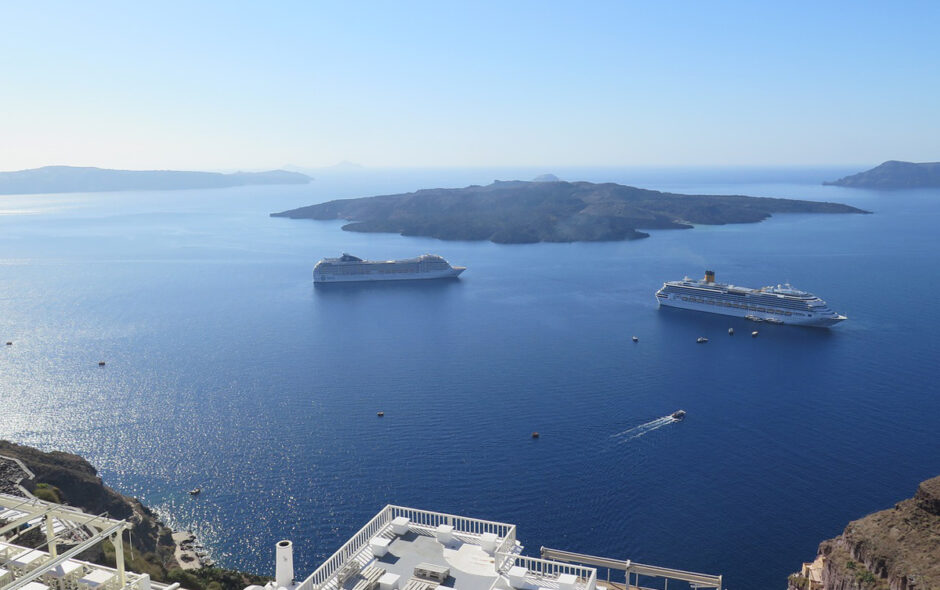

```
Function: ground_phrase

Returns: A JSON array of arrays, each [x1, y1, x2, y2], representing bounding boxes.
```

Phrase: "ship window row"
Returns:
[[679, 296, 794, 316], [668, 288, 811, 310], [320, 262, 451, 275], [669, 285, 815, 302], [322, 264, 416, 275]]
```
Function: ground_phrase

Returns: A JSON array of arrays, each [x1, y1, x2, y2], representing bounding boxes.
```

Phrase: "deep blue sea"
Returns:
[[1, 167, 938, 590]]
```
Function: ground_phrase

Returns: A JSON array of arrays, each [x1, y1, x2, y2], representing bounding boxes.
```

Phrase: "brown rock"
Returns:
[[788, 475, 940, 590]]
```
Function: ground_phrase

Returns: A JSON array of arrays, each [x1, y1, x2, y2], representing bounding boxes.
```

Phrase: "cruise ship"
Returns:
[[313, 254, 466, 283], [655, 270, 846, 327]]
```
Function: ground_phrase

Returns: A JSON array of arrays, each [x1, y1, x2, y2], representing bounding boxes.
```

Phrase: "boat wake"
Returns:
[[611, 415, 679, 441]]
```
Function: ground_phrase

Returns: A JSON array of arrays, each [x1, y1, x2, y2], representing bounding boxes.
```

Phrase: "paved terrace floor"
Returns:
[[343, 530, 502, 590]]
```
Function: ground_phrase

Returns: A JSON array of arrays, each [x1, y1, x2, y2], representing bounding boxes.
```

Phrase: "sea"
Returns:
[[1, 166, 938, 590]]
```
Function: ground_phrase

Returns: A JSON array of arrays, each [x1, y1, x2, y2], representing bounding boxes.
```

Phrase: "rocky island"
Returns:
[[788, 475, 939, 590], [824, 161, 940, 189], [273, 179, 866, 244], [0, 166, 312, 194]]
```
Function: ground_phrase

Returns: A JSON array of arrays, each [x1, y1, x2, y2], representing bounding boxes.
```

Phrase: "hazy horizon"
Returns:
[[2, 2, 939, 171]]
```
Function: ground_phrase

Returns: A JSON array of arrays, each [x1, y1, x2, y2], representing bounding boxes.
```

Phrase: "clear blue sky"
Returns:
[[1, 1, 938, 170]]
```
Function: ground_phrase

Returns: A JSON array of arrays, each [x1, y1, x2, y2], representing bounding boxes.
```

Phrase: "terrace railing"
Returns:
[[298, 506, 395, 590], [298, 506, 517, 590], [387, 506, 515, 539], [497, 554, 597, 590]]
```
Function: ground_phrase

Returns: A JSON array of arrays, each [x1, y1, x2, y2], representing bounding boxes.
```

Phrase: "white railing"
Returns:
[[387, 506, 515, 539], [498, 554, 597, 590], [493, 528, 519, 573], [298, 506, 396, 590], [297, 506, 518, 590]]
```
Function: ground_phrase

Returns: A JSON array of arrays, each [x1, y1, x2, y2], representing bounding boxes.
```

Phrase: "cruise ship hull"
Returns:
[[656, 295, 845, 327], [314, 267, 465, 283], [655, 271, 846, 328]]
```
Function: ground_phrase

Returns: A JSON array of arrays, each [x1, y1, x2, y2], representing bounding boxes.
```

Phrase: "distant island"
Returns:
[[824, 160, 940, 188], [272, 179, 868, 244], [0, 165, 312, 195]]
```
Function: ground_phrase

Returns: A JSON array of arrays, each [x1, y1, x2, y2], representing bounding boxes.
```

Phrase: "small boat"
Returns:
[[671, 410, 686, 420], [696, 337, 708, 343], [531, 432, 540, 439], [377, 411, 384, 417], [764, 318, 784, 325], [98, 361, 106, 366], [632, 336, 639, 342], [751, 331, 759, 337], [5, 341, 11, 346], [189, 488, 201, 496], [728, 328, 734, 335], [745, 315, 763, 323]]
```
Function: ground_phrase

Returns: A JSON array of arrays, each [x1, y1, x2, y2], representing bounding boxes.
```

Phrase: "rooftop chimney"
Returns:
[[276, 540, 294, 589]]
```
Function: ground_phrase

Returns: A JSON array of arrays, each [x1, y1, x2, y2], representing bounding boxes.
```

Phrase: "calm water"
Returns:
[[1, 167, 938, 590]]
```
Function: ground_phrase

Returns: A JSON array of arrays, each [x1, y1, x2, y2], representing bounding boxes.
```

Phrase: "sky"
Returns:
[[1, 1, 939, 170]]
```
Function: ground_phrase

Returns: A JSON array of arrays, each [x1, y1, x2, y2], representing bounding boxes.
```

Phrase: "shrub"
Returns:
[[34, 483, 62, 504]]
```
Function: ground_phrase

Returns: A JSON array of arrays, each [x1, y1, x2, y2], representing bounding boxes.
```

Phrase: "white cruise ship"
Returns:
[[655, 270, 846, 327], [313, 253, 466, 283]]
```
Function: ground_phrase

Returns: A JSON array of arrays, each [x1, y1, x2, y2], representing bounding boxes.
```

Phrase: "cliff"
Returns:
[[0, 441, 268, 590], [272, 179, 867, 244], [824, 161, 940, 189], [788, 475, 940, 590], [0, 166, 312, 194]]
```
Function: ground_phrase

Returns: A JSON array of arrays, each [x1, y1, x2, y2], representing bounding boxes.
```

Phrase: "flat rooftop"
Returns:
[[281, 506, 722, 590]]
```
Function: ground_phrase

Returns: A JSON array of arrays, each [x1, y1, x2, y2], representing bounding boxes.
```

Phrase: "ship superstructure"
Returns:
[[655, 270, 846, 327], [313, 254, 465, 283]]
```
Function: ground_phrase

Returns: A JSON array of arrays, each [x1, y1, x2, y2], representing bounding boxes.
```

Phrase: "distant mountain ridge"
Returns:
[[0, 165, 312, 194], [824, 160, 940, 188], [272, 179, 867, 244]]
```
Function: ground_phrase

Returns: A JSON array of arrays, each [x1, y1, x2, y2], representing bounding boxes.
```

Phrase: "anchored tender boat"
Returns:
[[313, 253, 466, 283], [656, 270, 846, 327]]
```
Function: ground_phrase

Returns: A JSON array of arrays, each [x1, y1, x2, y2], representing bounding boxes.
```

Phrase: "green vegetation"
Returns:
[[98, 540, 268, 590], [787, 573, 809, 589], [33, 483, 62, 503]]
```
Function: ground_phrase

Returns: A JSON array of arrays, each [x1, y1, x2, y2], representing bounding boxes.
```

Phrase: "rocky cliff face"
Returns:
[[0, 440, 176, 575], [0, 441, 270, 590], [788, 476, 940, 590]]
